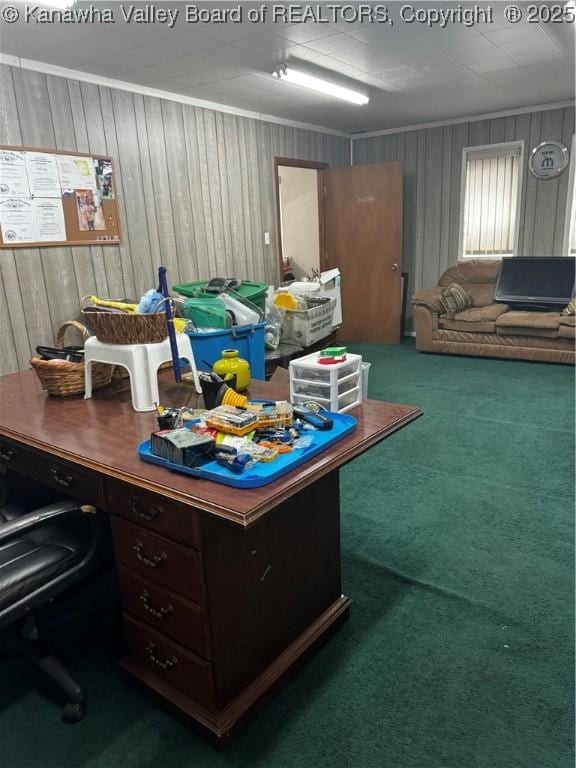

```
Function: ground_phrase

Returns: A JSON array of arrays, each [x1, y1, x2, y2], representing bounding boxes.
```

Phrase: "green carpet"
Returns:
[[1, 343, 574, 768]]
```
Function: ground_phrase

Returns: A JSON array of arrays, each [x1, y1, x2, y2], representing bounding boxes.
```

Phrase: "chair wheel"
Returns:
[[62, 700, 86, 724]]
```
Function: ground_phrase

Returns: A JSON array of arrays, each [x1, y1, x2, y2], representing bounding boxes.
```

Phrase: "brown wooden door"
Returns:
[[322, 162, 403, 343]]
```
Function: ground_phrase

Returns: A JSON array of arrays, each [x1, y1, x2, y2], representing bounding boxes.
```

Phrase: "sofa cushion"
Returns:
[[558, 324, 575, 340], [455, 303, 509, 322], [438, 259, 501, 287], [440, 283, 472, 319], [461, 283, 495, 307], [496, 311, 562, 331], [497, 326, 558, 338], [435, 328, 575, 350], [441, 319, 496, 333]]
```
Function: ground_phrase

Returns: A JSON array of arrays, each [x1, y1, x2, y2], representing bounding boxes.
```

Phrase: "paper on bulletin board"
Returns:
[[75, 189, 106, 232], [57, 155, 97, 193], [25, 152, 61, 198], [0, 150, 30, 197], [34, 198, 66, 241], [0, 197, 37, 243]]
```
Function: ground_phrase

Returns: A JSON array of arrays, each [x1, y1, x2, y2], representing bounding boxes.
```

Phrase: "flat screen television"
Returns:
[[494, 257, 575, 309]]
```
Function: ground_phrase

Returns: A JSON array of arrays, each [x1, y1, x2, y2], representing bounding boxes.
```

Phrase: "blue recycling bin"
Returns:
[[187, 322, 266, 381]]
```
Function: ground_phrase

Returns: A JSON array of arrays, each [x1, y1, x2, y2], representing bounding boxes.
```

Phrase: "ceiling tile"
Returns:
[[453, 47, 516, 73], [500, 38, 564, 66], [301, 32, 366, 55], [233, 31, 294, 53], [184, 19, 261, 42], [328, 46, 396, 70], [134, 52, 217, 78], [483, 24, 551, 47], [35, 39, 122, 67], [275, 23, 342, 44], [427, 35, 495, 53], [135, 30, 222, 56]]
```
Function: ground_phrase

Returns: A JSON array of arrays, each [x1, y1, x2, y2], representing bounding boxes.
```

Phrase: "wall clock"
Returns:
[[529, 140, 569, 179]]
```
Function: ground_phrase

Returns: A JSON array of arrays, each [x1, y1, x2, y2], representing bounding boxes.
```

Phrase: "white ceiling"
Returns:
[[0, 1, 574, 133]]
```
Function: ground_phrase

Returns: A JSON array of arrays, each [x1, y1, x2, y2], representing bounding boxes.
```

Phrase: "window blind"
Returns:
[[462, 148, 521, 257]]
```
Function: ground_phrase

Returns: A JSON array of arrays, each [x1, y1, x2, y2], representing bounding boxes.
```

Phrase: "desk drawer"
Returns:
[[111, 518, 205, 605], [117, 567, 211, 659], [0, 437, 105, 508], [0, 437, 31, 475], [123, 614, 215, 709], [107, 481, 201, 550]]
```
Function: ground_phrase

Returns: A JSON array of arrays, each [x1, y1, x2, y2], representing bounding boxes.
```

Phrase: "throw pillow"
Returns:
[[440, 283, 473, 319], [561, 298, 575, 316]]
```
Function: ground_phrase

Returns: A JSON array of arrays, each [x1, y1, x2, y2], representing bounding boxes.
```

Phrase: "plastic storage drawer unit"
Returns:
[[289, 352, 363, 413]]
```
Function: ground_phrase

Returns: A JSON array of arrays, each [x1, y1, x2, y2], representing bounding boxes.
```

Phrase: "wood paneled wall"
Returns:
[[0, 65, 348, 374], [353, 106, 575, 328]]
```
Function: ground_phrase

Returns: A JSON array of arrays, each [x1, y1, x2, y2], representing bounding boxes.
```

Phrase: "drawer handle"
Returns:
[[140, 590, 173, 619], [50, 466, 76, 488], [0, 447, 15, 463], [145, 642, 178, 671], [133, 540, 167, 568], [129, 497, 161, 522]]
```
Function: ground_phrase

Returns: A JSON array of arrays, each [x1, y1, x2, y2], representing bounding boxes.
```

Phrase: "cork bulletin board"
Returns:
[[0, 145, 121, 248]]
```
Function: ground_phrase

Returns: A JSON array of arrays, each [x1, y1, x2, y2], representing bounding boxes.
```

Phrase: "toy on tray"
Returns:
[[293, 405, 334, 430], [150, 428, 215, 468], [199, 371, 249, 409], [214, 444, 255, 474], [247, 400, 293, 428], [155, 403, 182, 430], [215, 434, 279, 464], [204, 405, 259, 436], [318, 346, 347, 364]]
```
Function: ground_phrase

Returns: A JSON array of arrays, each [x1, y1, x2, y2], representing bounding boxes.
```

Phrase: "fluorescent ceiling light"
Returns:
[[273, 65, 369, 106]]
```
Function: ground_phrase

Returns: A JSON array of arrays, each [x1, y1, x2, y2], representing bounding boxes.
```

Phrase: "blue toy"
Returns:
[[137, 289, 165, 314]]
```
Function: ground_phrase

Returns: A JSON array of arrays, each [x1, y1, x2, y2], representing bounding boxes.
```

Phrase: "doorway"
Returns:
[[275, 158, 327, 282], [275, 158, 404, 344]]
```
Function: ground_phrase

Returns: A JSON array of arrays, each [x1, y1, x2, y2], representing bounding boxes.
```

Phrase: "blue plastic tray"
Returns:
[[138, 411, 357, 489]]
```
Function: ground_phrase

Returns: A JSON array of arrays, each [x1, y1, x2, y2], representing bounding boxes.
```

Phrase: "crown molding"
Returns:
[[0, 53, 349, 138], [350, 101, 576, 140]]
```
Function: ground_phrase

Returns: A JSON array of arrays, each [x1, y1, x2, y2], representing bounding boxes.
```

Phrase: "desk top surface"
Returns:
[[0, 370, 421, 526]]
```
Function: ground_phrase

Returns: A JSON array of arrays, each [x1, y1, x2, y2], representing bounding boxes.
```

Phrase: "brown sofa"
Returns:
[[412, 259, 575, 364]]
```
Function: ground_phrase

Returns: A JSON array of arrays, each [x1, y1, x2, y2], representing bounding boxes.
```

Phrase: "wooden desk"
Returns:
[[0, 371, 420, 745]]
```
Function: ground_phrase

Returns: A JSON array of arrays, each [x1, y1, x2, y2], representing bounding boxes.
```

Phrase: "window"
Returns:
[[563, 135, 576, 256], [459, 142, 523, 259]]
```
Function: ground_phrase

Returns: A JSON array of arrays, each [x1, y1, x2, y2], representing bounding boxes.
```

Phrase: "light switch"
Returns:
[[264, 232, 271, 245]]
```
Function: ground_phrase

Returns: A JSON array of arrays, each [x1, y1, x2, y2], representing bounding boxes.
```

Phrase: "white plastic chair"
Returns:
[[84, 334, 202, 412]]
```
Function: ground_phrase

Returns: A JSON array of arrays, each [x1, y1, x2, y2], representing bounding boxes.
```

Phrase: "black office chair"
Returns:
[[0, 479, 104, 723]]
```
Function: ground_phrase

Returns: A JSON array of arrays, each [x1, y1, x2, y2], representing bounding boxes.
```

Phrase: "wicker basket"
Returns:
[[30, 321, 113, 397], [81, 297, 169, 345]]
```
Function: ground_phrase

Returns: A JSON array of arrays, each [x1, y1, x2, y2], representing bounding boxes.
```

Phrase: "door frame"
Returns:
[[274, 157, 329, 281]]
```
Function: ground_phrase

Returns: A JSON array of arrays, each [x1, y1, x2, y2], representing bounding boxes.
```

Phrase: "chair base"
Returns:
[[14, 617, 87, 724]]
